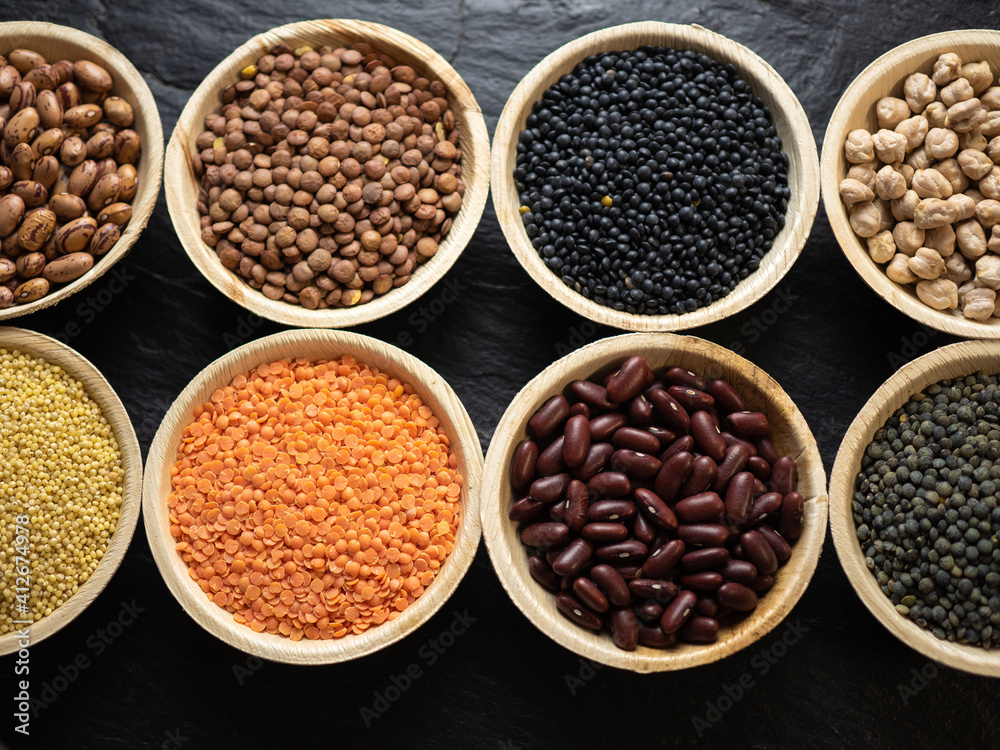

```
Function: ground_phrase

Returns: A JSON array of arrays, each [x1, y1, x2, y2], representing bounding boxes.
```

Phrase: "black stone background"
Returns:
[[3, 1, 1000, 748]]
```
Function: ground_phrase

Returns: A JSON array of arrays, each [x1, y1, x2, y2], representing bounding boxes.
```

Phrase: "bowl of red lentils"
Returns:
[[0, 326, 142, 655], [142, 328, 482, 663], [164, 19, 489, 329]]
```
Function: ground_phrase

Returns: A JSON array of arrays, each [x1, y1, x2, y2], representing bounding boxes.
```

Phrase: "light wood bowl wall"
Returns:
[[165, 19, 489, 329], [491, 22, 820, 332], [480, 332, 827, 672]]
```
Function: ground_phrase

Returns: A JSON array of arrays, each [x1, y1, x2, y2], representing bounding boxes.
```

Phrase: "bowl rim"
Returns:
[[164, 18, 489, 329], [829, 338, 1000, 676], [0, 20, 164, 322], [480, 331, 828, 672], [0, 326, 142, 655], [820, 28, 1000, 340], [141, 327, 483, 664], [490, 20, 820, 332]]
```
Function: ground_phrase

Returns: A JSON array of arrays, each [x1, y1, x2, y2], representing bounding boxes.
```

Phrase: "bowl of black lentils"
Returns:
[[831, 339, 1000, 676], [491, 22, 820, 331]]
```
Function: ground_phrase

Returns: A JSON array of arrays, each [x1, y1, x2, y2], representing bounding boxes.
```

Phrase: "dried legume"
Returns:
[[168, 355, 462, 640], [0, 348, 123, 634]]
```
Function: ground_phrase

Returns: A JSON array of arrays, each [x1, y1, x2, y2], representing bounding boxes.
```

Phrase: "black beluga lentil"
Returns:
[[514, 47, 790, 315], [854, 373, 1000, 649]]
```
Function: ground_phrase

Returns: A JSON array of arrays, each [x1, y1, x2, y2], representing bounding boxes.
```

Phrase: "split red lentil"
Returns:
[[167, 355, 462, 641]]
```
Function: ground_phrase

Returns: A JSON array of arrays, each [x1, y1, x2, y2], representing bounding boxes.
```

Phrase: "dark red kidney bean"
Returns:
[[712, 443, 749, 493], [680, 455, 718, 497], [748, 574, 774, 594], [748, 491, 783, 527], [717, 582, 758, 612], [564, 479, 589, 532], [681, 547, 729, 571], [660, 435, 695, 462], [610, 449, 661, 480], [674, 492, 724, 523], [647, 426, 677, 449], [612, 426, 661, 454], [581, 522, 629, 543], [677, 523, 731, 548], [512, 439, 538, 491], [731, 543, 743, 559], [663, 366, 707, 390], [628, 394, 653, 428], [572, 577, 610, 613], [771, 456, 798, 495], [596, 540, 648, 563], [638, 624, 677, 647], [721, 559, 757, 583], [632, 511, 656, 545], [696, 597, 720, 617], [708, 379, 746, 413], [679, 616, 719, 643], [509, 495, 546, 522], [740, 530, 778, 575], [548, 500, 566, 522], [679, 572, 724, 591], [572, 442, 614, 481], [529, 395, 569, 439], [570, 379, 615, 410], [660, 589, 698, 633], [555, 592, 603, 630], [590, 564, 631, 607], [637, 599, 665, 622], [721, 431, 757, 456], [552, 538, 594, 576], [590, 412, 628, 442], [727, 410, 770, 438], [536, 436, 566, 476], [747, 455, 771, 481], [546, 544, 567, 566], [521, 522, 570, 549], [641, 539, 685, 579], [755, 436, 779, 466], [634, 487, 678, 531], [562, 414, 591, 468], [649, 388, 690, 431], [529, 554, 560, 591], [606, 356, 649, 403], [611, 564, 643, 580], [588, 499, 635, 522], [629, 578, 679, 602], [690, 410, 726, 462], [611, 607, 639, 651], [530, 472, 570, 502], [568, 402, 591, 419], [758, 525, 792, 562], [724, 471, 755, 527], [752, 477, 768, 496], [587, 471, 631, 499], [780, 491, 805, 541], [655, 450, 693, 502], [715, 606, 733, 620], [668, 385, 714, 412]]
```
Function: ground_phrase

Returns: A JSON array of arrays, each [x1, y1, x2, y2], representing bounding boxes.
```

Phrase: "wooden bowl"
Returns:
[[821, 30, 1000, 339], [491, 22, 820, 332], [830, 339, 1000, 676], [142, 328, 482, 664], [0, 22, 164, 322], [480, 332, 827, 672], [164, 19, 489, 329], [0, 327, 142, 655]]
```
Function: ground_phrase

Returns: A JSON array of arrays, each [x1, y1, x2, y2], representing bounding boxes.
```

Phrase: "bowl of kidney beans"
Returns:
[[481, 333, 827, 671]]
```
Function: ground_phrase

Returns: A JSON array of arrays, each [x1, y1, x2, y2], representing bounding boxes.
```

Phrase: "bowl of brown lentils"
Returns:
[[822, 30, 1000, 338], [165, 19, 489, 328], [0, 21, 164, 320]]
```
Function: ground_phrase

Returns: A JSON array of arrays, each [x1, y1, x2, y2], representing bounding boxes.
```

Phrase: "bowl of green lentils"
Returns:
[[831, 339, 1000, 676]]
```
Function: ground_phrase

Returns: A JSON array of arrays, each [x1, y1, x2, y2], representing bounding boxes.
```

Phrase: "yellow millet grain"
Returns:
[[0, 348, 123, 634]]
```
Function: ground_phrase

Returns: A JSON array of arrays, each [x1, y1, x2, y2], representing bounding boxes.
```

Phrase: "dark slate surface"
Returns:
[[4, 1, 1000, 748]]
